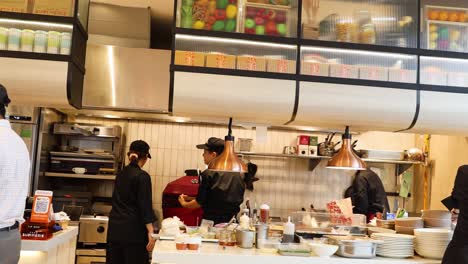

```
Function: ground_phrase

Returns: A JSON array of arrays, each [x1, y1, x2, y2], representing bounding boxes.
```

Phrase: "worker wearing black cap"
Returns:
[[179, 137, 246, 224], [107, 140, 156, 264]]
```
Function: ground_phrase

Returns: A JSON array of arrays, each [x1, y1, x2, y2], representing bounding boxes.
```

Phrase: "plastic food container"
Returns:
[[175, 235, 188, 250], [278, 243, 311, 257], [256, 238, 280, 254], [187, 236, 202, 251]]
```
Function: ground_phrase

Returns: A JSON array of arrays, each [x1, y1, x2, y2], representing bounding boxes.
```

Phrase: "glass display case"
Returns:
[[175, 34, 297, 73], [302, 0, 418, 48], [420, 56, 468, 88], [176, 0, 299, 37], [421, 4, 468, 52], [301, 46, 417, 83]]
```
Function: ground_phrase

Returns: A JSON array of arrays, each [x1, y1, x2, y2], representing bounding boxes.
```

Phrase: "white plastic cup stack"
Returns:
[[0, 27, 8, 50], [7, 28, 21, 51], [47, 31, 61, 54], [60, 32, 72, 55]]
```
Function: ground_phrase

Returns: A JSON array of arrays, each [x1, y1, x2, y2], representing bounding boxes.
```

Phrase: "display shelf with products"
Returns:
[[176, 0, 299, 37], [300, 46, 418, 83], [175, 33, 298, 74], [420, 56, 468, 88], [423, 5, 468, 53], [301, 0, 418, 48]]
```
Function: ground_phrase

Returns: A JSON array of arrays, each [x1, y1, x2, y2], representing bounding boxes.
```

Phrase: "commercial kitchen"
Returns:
[[2, 0, 468, 263]]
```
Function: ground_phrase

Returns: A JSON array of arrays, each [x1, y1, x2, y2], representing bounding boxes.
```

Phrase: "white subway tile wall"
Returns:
[[73, 117, 415, 221]]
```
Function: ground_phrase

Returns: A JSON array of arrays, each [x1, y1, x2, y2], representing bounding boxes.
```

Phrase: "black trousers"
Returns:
[[442, 240, 468, 264], [106, 241, 149, 264]]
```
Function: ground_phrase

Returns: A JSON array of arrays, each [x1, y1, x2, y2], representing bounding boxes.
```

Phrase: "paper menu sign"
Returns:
[[399, 171, 413, 198], [33, 0, 74, 16], [327, 198, 353, 225], [30, 190, 53, 224], [0, 0, 28, 13]]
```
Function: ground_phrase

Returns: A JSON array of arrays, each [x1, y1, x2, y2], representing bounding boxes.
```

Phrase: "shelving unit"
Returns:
[[427, 20, 468, 27], [44, 172, 116, 180], [238, 151, 423, 173]]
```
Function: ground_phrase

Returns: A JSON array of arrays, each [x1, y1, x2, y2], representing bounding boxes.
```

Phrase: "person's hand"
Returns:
[[178, 194, 188, 207], [451, 208, 460, 223], [146, 233, 156, 252]]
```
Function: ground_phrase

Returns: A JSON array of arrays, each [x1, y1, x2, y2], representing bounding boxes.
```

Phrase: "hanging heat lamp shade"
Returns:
[[327, 126, 366, 171], [208, 118, 247, 173]]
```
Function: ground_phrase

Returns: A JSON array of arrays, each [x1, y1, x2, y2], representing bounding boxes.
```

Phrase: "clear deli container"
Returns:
[[257, 238, 281, 254], [278, 243, 312, 257], [327, 236, 382, 259]]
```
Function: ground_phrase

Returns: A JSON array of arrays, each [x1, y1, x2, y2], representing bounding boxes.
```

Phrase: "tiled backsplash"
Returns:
[[73, 117, 417, 221]]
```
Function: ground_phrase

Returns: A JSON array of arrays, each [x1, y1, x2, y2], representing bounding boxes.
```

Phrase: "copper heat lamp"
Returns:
[[208, 118, 247, 173], [327, 126, 366, 170]]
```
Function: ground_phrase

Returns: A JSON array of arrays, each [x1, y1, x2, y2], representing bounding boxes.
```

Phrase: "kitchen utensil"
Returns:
[[331, 238, 380, 259], [255, 224, 269, 248], [236, 229, 255, 248], [327, 133, 336, 145]]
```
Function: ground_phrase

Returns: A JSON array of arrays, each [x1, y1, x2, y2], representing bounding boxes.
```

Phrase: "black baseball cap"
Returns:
[[197, 137, 225, 153], [130, 140, 152, 159]]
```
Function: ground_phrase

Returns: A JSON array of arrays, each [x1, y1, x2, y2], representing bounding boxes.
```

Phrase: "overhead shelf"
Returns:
[[0, 50, 70, 62], [172, 65, 297, 80], [44, 172, 116, 180], [427, 20, 468, 27], [0, 11, 74, 24], [175, 28, 299, 45]]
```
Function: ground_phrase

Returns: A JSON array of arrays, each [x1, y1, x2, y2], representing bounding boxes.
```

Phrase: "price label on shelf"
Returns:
[[33, 0, 74, 17], [0, 0, 28, 13]]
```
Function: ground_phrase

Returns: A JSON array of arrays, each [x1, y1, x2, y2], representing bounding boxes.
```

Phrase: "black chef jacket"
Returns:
[[443, 165, 468, 264], [196, 170, 245, 225], [107, 163, 156, 243], [346, 169, 390, 216]]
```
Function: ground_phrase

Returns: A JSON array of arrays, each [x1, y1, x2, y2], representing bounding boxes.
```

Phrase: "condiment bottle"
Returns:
[[240, 210, 250, 230], [282, 216, 295, 243]]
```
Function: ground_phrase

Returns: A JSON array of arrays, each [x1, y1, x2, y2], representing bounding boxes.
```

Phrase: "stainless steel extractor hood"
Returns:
[[82, 44, 170, 113]]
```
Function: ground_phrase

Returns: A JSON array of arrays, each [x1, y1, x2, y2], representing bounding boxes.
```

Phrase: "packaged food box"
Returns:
[[388, 69, 417, 83], [243, 5, 290, 37], [179, 0, 238, 32], [448, 72, 468, 87], [330, 64, 359, 79], [420, 71, 447, 86], [206, 53, 236, 69], [237, 55, 266, 71], [359, 66, 389, 81], [267, 58, 295, 73], [175, 50, 205, 67], [0, 0, 28, 13], [301, 61, 329, 76]]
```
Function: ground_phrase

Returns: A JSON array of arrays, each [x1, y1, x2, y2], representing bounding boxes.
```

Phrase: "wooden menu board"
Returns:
[[33, 0, 74, 16], [0, 0, 28, 13]]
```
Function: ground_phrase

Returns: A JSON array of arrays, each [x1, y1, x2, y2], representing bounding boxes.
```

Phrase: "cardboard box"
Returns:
[[33, 0, 75, 16], [237, 56, 266, 71], [359, 66, 389, 81], [388, 69, 417, 83], [0, 0, 28, 13], [175, 50, 205, 67], [206, 53, 236, 69], [330, 64, 359, 79], [302, 61, 329, 76], [420, 71, 447, 86], [448, 72, 468, 87], [267, 59, 296, 74]]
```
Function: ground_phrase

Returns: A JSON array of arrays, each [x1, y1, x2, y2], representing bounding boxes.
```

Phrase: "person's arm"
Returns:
[[136, 173, 157, 251], [178, 194, 201, 209]]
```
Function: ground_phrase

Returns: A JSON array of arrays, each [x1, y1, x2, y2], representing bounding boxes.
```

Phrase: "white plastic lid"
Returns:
[[283, 216, 295, 235], [260, 204, 270, 210]]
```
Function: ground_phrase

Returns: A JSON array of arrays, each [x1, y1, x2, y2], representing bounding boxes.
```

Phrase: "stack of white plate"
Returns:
[[414, 228, 454, 259], [371, 233, 415, 258]]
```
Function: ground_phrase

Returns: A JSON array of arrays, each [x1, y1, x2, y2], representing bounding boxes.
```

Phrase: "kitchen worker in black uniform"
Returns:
[[107, 140, 156, 264], [442, 165, 468, 264], [178, 137, 246, 225], [345, 168, 390, 222]]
